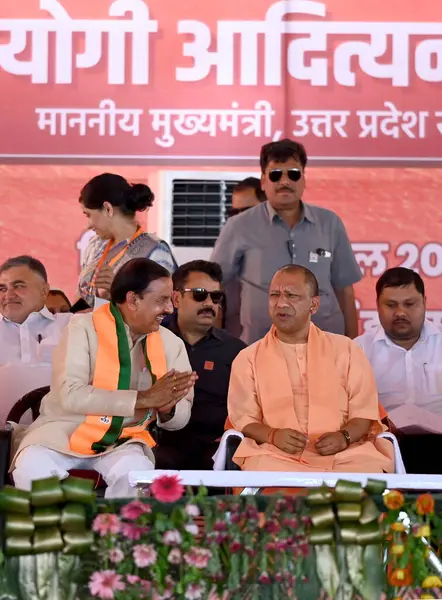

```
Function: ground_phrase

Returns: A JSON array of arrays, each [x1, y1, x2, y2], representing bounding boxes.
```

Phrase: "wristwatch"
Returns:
[[340, 429, 351, 447]]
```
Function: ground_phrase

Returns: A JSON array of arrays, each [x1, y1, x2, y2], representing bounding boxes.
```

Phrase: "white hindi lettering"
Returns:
[[149, 101, 274, 148], [35, 99, 143, 137], [176, 2, 442, 87], [291, 110, 350, 138], [352, 243, 390, 277], [176, 1, 328, 86], [396, 242, 442, 278], [357, 102, 429, 139], [435, 112, 442, 136], [0, 0, 157, 85]]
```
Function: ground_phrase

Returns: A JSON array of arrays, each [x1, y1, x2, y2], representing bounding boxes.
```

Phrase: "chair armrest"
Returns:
[[225, 435, 242, 471], [212, 429, 244, 471], [0, 426, 12, 488], [377, 432, 406, 474]]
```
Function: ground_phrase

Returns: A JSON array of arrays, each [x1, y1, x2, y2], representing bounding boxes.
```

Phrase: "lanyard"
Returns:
[[89, 227, 144, 294]]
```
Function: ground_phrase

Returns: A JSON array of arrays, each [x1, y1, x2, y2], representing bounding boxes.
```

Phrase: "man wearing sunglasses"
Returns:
[[211, 139, 361, 345], [155, 260, 246, 472]]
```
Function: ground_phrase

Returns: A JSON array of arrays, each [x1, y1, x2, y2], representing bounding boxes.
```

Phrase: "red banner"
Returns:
[[1, 0, 442, 164]]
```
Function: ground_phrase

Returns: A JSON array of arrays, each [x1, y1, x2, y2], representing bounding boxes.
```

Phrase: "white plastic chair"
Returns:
[[212, 429, 406, 486]]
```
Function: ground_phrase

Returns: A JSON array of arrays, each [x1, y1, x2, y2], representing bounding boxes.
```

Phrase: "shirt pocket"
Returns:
[[307, 253, 332, 294], [36, 338, 58, 365]]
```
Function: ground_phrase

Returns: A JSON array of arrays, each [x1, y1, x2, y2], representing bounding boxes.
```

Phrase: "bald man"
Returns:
[[228, 265, 393, 473]]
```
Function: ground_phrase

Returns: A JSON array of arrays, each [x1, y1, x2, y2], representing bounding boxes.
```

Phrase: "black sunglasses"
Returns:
[[181, 288, 224, 304], [268, 168, 302, 183]]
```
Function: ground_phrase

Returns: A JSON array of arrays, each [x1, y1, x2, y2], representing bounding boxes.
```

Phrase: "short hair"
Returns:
[[232, 177, 266, 203], [260, 139, 308, 173], [172, 260, 223, 291], [273, 264, 319, 297], [110, 258, 170, 304], [376, 267, 425, 299], [0, 255, 48, 282], [48, 289, 72, 308], [79, 173, 154, 217]]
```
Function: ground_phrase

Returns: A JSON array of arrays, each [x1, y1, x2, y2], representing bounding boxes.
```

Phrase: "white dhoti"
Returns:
[[12, 443, 154, 498]]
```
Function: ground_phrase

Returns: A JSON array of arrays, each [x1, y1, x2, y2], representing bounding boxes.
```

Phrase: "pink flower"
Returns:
[[92, 514, 121, 537], [109, 548, 124, 564], [121, 523, 148, 541], [126, 575, 140, 584], [185, 523, 199, 536], [184, 547, 212, 569], [168, 548, 182, 564], [150, 474, 184, 503], [120, 500, 151, 521], [163, 530, 182, 546], [133, 544, 157, 568], [140, 580, 152, 592], [185, 583, 204, 600], [185, 504, 200, 517], [153, 590, 173, 600], [259, 572, 271, 584], [89, 570, 125, 599]]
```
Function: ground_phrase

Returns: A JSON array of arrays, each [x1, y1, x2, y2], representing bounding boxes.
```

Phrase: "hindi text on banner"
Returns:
[[0, 0, 158, 85], [36, 99, 143, 137]]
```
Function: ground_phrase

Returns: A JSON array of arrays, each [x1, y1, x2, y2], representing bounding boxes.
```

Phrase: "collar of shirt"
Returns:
[[122, 321, 147, 351], [265, 200, 316, 225], [373, 319, 441, 348], [167, 316, 223, 345], [0, 305, 56, 327]]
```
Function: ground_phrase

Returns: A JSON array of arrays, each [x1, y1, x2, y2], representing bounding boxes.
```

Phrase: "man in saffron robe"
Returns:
[[11, 259, 197, 497], [228, 265, 393, 473]]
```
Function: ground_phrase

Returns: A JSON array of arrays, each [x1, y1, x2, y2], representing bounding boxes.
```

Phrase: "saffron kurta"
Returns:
[[228, 324, 393, 473], [11, 314, 193, 469]]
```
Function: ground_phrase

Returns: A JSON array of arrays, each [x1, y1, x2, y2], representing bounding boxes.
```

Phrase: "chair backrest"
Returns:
[[6, 386, 50, 423]]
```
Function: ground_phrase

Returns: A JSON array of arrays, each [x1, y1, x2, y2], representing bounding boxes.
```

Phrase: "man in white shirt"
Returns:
[[355, 267, 442, 472], [0, 256, 71, 424]]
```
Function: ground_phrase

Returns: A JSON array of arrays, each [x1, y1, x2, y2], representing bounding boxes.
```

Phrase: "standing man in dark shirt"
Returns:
[[155, 260, 246, 470]]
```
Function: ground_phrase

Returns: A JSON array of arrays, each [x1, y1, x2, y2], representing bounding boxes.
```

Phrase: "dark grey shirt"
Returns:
[[211, 201, 362, 344]]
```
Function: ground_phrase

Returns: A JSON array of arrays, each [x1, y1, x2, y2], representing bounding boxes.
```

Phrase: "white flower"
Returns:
[[184, 523, 199, 536], [185, 583, 204, 600], [133, 544, 157, 568], [162, 530, 182, 546], [185, 504, 200, 518], [109, 548, 124, 564], [167, 548, 182, 565]]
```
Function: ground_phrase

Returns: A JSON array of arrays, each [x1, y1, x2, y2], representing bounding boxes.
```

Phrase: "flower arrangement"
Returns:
[[1, 475, 442, 600], [88, 474, 312, 600], [383, 490, 442, 599]]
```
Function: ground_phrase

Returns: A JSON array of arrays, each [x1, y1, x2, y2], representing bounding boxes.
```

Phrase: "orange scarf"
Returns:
[[69, 303, 167, 455]]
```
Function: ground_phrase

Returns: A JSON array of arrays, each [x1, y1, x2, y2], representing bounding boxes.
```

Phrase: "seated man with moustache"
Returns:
[[0, 256, 71, 424], [11, 259, 197, 498], [228, 265, 393, 473], [355, 267, 442, 473], [156, 260, 246, 471]]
